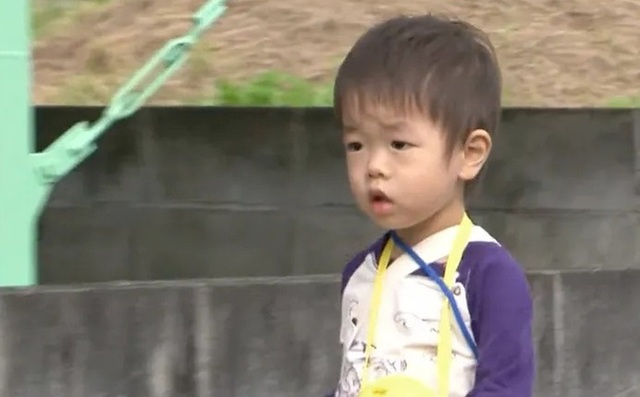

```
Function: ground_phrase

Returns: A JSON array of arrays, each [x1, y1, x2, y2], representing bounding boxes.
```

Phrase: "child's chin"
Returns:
[[369, 215, 411, 231]]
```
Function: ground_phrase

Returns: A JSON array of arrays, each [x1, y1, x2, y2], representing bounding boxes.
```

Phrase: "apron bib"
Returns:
[[358, 213, 476, 397]]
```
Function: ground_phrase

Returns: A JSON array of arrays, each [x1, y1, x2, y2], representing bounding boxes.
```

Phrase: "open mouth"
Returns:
[[369, 190, 391, 204], [368, 190, 393, 215]]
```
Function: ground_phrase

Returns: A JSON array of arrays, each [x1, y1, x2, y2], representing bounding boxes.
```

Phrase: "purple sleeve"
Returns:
[[341, 249, 368, 294], [341, 236, 386, 295], [466, 250, 535, 397]]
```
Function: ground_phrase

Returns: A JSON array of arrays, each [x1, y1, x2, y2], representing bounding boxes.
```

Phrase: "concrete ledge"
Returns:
[[1, 270, 638, 397]]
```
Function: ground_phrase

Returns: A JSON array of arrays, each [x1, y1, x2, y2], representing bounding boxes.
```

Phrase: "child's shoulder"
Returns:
[[463, 239, 525, 275], [460, 237, 532, 317], [340, 235, 386, 294], [461, 237, 528, 289], [447, 224, 524, 279]]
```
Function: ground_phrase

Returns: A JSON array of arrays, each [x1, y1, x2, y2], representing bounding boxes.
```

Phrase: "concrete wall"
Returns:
[[1, 270, 639, 397], [36, 106, 640, 284], [5, 107, 638, 397]]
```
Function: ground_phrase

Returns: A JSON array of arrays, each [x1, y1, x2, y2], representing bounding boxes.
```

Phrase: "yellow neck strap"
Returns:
[[359, 213, 473, 397]]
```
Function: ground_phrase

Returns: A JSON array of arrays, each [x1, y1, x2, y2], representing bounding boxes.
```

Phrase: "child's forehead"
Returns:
[[342, 101, 435, 132]]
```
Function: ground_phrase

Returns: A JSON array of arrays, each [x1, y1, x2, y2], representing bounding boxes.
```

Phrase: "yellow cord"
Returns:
[[359, 214, 473, 397]]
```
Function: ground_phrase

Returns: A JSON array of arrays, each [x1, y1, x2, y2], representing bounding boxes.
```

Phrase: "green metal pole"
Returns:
[[0, 0, 225, 288], [0, 0, 36, 287]]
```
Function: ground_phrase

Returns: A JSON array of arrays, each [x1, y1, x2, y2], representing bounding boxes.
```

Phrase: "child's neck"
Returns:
[[391, 199, 466, 260]]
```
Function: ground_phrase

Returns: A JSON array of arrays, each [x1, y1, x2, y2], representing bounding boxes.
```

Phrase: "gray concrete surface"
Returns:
[[35, 106, 640, 284], [1, 270, 639, 397], [13, 106, 638, 397]]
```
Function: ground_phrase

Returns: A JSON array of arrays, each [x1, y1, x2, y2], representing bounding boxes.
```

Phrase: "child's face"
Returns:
[[342, 104, 464, 232]]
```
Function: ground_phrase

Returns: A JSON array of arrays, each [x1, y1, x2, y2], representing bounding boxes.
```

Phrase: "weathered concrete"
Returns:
[[1, 270, 638, 397], [14, 106, 637, 397], [34, 106, 640, 283]]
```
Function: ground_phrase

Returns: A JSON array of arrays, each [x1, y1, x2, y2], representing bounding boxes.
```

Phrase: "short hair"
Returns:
[[333, 14, 502, 156]]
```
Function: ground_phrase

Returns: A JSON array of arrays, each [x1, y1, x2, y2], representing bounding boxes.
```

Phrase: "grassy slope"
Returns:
[[32, 0, 640, 107]]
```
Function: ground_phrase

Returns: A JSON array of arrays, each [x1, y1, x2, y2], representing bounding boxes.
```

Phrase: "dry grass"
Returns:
[[32, 0, 640, 106]]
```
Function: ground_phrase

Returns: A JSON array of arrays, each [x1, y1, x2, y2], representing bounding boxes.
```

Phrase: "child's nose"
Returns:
[[367, 151, 389, 179]]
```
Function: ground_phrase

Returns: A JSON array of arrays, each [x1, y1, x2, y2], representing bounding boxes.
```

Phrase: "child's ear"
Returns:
[[458, 129, 492, 181]]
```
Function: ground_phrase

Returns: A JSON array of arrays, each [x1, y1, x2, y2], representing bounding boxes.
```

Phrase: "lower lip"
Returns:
[[370, 200, 393, 215]]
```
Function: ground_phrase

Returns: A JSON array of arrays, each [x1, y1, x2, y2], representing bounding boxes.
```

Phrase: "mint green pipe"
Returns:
[[0, 0, 37, 287]]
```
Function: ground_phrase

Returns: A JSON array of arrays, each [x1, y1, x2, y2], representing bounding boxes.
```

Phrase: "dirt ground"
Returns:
[[32, 0, 640, 106]]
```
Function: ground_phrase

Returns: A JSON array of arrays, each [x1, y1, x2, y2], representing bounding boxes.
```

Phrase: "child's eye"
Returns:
[[346, 142, 363, 152], [391, 140, 411, 150]]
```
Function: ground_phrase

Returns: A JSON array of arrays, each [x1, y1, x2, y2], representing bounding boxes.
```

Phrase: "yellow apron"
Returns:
[[358, 214, 473, 397]]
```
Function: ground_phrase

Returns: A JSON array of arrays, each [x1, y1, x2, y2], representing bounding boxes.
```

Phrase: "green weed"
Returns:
[[605, 96, 640, 109], [213, 71, 333, 106]]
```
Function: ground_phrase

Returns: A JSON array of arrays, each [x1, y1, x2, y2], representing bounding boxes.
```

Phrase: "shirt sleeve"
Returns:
[[466, 253, 535, 397]]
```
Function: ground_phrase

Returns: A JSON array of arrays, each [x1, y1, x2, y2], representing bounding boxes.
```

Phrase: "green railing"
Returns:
[[0, 0, 226, 287]]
